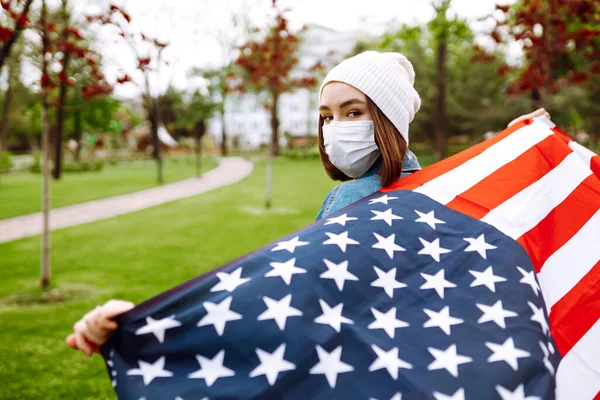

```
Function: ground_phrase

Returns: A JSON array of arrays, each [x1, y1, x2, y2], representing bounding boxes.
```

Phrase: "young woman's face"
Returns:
[[319, 82, 373, 125]]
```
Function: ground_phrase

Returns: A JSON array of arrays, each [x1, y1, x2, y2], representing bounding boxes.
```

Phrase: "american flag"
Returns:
[[101, 117, 599, 399]]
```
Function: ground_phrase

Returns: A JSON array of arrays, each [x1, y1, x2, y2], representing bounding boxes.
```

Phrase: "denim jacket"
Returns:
[[316, 150, 421, 220]]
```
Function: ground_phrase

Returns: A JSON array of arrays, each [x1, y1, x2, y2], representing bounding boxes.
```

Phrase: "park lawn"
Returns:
[[0, 157, 337, 400], [0, 156, 218, 220]]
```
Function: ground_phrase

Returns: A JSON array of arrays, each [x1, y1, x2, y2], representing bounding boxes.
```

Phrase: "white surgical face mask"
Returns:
[[323, 120, 381, 178]]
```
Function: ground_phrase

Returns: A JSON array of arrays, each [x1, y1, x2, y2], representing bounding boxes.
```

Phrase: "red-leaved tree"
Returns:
[[232, 0, 321, 157], [37, 0, 113, 286], [88, 4, 169, 184], [0, 0, 33, 71], [51, 0, 113, 179], [485, 0, 600, 107]]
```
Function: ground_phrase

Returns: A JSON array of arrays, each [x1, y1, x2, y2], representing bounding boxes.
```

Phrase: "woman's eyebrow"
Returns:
[[339, 98, 366, 108], [319, 98, 366, 112]]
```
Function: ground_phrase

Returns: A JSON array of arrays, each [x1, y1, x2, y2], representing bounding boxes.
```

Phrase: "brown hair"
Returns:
[[317, 96, 408, 188]]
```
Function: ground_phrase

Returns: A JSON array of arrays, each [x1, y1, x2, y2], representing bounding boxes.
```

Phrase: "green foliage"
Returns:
[[30, 159, 105, 174], [0, 151, 13, 171], [282, 146, 320, 160]]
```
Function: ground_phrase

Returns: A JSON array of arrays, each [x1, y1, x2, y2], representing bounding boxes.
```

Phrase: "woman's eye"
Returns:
[[323, 115, 333, 122], [348, 111, 361, 118]]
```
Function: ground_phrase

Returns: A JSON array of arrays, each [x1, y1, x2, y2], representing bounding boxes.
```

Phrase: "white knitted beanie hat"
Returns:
[[320, 51, 421, 145]]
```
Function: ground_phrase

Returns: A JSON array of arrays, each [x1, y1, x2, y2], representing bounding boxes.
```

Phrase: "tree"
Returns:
[[39, 0, 51, 287], [165, 87, 216, 177], [232, 0, 320, 208], [428, 0, 471, 160], [88, 4, 169, 184], [0, 0, 34, 71], [232, 0, 319, 157], [488, 0, 600, 108]]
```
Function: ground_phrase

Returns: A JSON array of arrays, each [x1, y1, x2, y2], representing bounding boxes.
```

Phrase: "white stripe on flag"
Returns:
[[556, 318, 600, 400], [481, 152, 592, 240], [414, 120, 553, 205], [569, 141, 597, 167], [537, 208, 600, 309]]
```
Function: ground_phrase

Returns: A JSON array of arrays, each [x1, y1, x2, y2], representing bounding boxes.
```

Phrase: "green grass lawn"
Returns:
[[0, 156, 218, 220], [0, 157, 337, 399]]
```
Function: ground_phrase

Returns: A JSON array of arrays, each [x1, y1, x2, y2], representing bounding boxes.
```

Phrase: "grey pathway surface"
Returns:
[[0, 157, 254, 244]]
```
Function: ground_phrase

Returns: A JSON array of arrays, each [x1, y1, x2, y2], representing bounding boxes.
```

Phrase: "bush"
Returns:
[[0, 151, 12, 171], [31, 159, 105, 173], [282, 146, 320, 160]]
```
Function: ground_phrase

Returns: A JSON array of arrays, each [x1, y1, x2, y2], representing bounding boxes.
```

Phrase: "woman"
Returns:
[[66, 51, 548, 356]]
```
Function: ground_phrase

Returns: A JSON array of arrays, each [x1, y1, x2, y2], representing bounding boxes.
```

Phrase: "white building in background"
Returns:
[[207, 24, 361, 149]]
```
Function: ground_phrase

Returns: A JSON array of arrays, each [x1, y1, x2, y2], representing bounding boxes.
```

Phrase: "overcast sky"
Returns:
[[75, 0, 516, 99]]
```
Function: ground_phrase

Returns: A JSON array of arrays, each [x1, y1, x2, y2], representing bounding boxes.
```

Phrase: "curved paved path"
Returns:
[[0, 157, 254, 244]]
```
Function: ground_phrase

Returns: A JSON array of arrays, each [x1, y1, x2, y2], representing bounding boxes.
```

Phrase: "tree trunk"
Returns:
[[52, 0, 71, 180], [220, 89, 228, 156], [265, 91, 279, 209], [270, 91, 280, 156], [40, 0, 51, 288], [73, 109, 82, 161], [434, 38, 448, 161], [0, 73, 13, 154], [150, 98, 163, 184], [0, 0, 34, 71], [195, 121, 205, 178]]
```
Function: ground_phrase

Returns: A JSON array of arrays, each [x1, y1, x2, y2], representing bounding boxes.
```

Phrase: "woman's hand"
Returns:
[[507, 108, 551, 128], [66, 299, 135, 357]]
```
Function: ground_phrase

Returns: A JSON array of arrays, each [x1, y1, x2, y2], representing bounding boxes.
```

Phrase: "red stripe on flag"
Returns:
[[517, 175, 600, 273], [550, 259, 600, 355], [383, 119, 534, 192], [592, 155, 600, 178], [445, 135, 572, 220]]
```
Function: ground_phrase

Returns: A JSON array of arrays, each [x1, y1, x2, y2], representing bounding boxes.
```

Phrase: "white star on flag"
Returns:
[[469, 266, 506, 293], [427, 344, 473, 377], [527, 302, 549, 335], [197, 296, 242, 336], [369, 395, 402, 400], [372, 233, 406, 259], [420, 269, 456, 299], [271, 236, 309, 253], [369, 344, 413, 379], [415, 210, 445, 229], [486, 337, 530, 371], [135, 315, 181, 343], [539, 341, 555, 375], [323, 231, 360, 252], [418, 237, 451, 262], [249, 344, 296, 386], [320, 259, 359, 291], [371, 266, 406, 298], [517, 266, 541, 296], [188, 350, 235, 387], [265, 258, 307, 285], [126, 356, 173, 385], [476, 300, 518, 329], [309, 345, 354, 388], [368, 307, 409, 338], [463, 234, 497, 259], [423, 306, 464, 335], [371, 208, 403, 226], [434, 388, 466, 400], [314, 299, 353, 332], [325, 213, 358, 227], [496, 384, 541, 400], [210, 267, 250, 293], [368, 194, 398, 205], [257, 294, 303, 330]]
